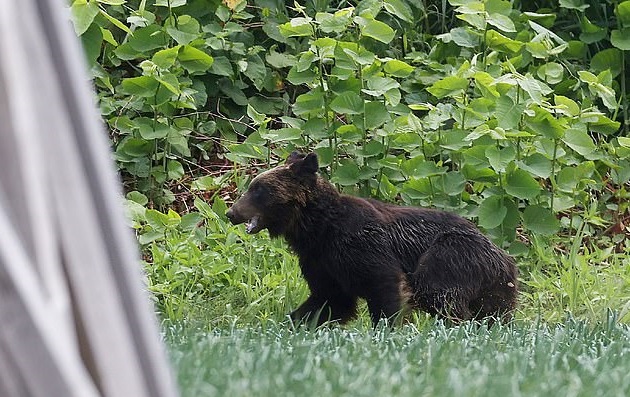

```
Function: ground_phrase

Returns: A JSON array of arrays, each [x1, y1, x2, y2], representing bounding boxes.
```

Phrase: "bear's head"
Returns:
[[225, 152, 319, 237]]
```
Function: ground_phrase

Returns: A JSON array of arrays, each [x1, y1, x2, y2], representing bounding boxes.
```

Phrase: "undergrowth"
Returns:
[[131, 197, 630, 327]]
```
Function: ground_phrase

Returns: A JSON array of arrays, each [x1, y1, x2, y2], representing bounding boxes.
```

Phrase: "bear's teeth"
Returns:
[[246, 216, 260, 233]]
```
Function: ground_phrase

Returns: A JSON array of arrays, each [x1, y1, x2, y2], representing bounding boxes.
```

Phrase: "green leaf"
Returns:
[[191, 175, 219, 191], [247, 104, 267, 125], [316, 11, 352, 34], [378, 174, 399, 201], [71, 1, 100, 36], [99, 9, 132, 35], [579, 16, 607, 44], [427, 76, 469, 98], [611, 29, 630, 50], [495, 95, 525, 129], [505, 168, 540, 200], [559, 0, 589, 11], [210, 56, 234, 77], [522, 205, 560, 235], [485, 30, 523, 53], [97, 0, 126, 4], [154, 0, 186, 7], [363, 76, 400, 97], [166, 22, 199, 46], [579, 71, 618, 111], [100, 27, 118, 46], [116, 137, 152, 158], [331, 161, 360, 186], [178, 45, 214, 73], [128, 25, 167, 51], [330, 92, 364, 115], [616, 1, 630, 27], [486, 13, 516, 33], [243, 54, 267, 90], [525, 108, 565, 139], [384, 0, 413, 23], [591, 48, 623, 78], [554, 95, 580, 116], [293, 89, 325, 117], [266, 48, 296, 69], [127, 191, 149, 206], [384, 60, 414, 78], [562, 128, 596, 156], [518, 74, 552, 105], [278, 18, 314, 38], [441, 172, 466, 196], [364, 101, 391, 129], [360, 19, 396, 44], [537, 62, 564, 84], [153, 46, 181, 68], [478, 195, 507, 229], [80, 24, 103, 64], [136, 118, 170, 139], [486, 146, 516, 173], [457, 13, 486, 30], [516, 153, 552, 179], [167, 160, 185, 180], [556, 167, 579, 193], [121, 76, 159, 97], [448, 27, 481, 48]]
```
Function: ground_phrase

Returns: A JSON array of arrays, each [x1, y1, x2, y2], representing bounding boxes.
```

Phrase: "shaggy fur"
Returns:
[[226, 152, 518, 326]]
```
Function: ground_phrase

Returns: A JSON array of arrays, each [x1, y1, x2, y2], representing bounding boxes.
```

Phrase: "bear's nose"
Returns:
[[225, 208, 235, 222]]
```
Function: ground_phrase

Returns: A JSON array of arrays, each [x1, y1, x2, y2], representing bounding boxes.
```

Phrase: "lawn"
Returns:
[[167, 316, 630, 397]]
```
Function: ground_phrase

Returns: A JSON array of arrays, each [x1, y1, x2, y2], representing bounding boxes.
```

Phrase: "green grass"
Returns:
[[167, 316, 630, 397]]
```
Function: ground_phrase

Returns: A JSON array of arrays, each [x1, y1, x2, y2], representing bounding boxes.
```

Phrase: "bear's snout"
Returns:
[[225, 206, 246, 225], [225, 207, 236, 222]]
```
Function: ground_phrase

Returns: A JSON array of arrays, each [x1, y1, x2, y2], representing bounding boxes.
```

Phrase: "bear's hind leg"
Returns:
[[365, 276, 411, 327]]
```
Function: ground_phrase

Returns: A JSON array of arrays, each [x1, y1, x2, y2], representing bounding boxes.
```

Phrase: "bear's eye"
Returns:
[[250, 183, 268, 200]]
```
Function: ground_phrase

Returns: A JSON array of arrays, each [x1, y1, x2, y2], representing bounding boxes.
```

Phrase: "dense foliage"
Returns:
[[71, 0, 630, 323]]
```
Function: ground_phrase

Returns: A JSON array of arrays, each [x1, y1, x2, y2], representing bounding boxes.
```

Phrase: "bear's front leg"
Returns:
[[290, 293, 357, 327]]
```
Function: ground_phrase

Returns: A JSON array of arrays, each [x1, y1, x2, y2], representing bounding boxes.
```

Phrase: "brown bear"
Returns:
[[226, 152, 518, 326]]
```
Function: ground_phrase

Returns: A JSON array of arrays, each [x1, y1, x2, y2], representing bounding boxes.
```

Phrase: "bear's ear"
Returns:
[[286, 151, 306, 165], [289, 152, 319, 175]]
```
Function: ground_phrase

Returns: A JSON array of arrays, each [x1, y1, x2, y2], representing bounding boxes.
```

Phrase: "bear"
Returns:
[[225, 152, 518, 327]]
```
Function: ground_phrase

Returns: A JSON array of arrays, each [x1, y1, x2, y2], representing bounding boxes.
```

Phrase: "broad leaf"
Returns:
[[178, 45, 214, 73], [331, 161, 360, 186], [486, 146, 516, 173], [71, 1, 100, 36], [359, 19, 395, 44], [330, 92, 364, 114], [279, 18, 314, 37], [522, 205, 560, 235], [427, 76, 469, 98], [505, 169, 540, 200], [384, 60, 414, 77], [611, 28, 630, 50], [487, 13, 516, 33], [562, 128, 596, 156], [121, 76, 159, 97], [478, 195, 507, 229], [384, 0, 413, 23], [496, 95, 525, 129], [363, 101, 391, 130]]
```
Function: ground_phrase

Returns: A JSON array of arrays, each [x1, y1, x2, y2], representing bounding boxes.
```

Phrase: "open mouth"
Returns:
[[245, 215, 263, 234]]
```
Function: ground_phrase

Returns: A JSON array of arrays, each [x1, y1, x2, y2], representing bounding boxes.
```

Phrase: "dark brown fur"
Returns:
[[226, 152, 518, 327]]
